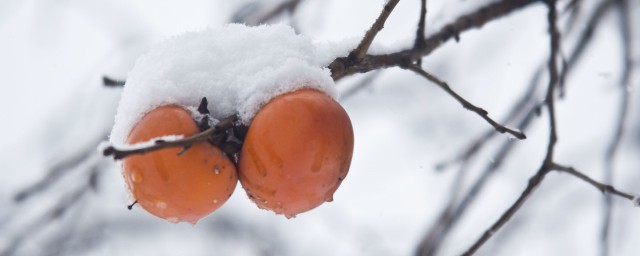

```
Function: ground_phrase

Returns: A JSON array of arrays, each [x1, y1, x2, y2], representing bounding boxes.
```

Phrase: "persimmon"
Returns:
[[122, 105, 237, 224], [238, 88, 354, 218]]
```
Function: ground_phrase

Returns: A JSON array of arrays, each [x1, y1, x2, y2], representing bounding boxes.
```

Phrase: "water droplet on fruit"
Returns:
[[131, 170, 144, 183], [325, 193, 334, 202], [213, 199, 218, 204], [155, 200, 167, 210], [213, 166, 220, 175]]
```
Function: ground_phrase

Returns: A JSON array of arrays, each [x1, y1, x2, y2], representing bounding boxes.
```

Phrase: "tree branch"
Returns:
[[601, 1, 634, 255], [416, 75, 542, 256], [414, 0, 427, 66], [461, 1, 561, 254], [329, 0, 541, 80], [231, 0, 303, 26], [461, 165, 550, 256], [102, 115, 238, 160], [553, 164, 635, 201], [102, 76, 125, 87], [349, 0, 400, 60], [403, 63, 526, 140]]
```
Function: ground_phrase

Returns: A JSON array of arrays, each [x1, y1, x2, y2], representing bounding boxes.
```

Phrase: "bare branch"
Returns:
[[1, 167, 97, 256], [461, 1, 561, 254], [349, 0, 400, 60], [417, 80, 542, 256], [329, 0, 540, 80], [558, 0, 616, 97], [102, 115, 238, 160], [435, 67, 543, 171], [14, 134, 109, 202], [414, 0, 427, 66], [404, 63, 526, 140], [461, 166, 550, 256], [602, 1, 634, 255], [544, 0, 561, 162], [339, 71, 383, 101], [231, 0, 303, 26], [553, 164, 636, 201], [255, 0, 302, 25], [102, 76, 125, 87]]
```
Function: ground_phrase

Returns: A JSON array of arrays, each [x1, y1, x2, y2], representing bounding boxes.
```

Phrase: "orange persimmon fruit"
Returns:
[[122, 105, 237, 224], [238, 88, 354, 218]]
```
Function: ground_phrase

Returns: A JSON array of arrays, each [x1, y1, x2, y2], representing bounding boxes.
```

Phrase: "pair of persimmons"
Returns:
[[122, 88, 354, 223]]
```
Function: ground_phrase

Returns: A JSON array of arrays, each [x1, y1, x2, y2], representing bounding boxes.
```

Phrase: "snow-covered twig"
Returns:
[[102, 115, 238, 160]]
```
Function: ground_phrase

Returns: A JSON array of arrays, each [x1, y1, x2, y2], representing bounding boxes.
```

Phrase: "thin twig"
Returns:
[[231, 0, 303, 26], [461, 166, 550, 256], [1, 167, 96, 256], [544, 0, 561, 162], [435, 67, 543, 171], [414, 0, 427, 66], [103, 115, 238, 160], [339, 71, 383, 101], [461, 1, 561, 254], [102, 76, 126, 87], [14, 134, 109, 202], [553, 164, 635, 201], [418, 105, 539, 256], [558, 0, 616, 98], [255, 0, 302, 25], [404, 63, 526, 140], [417, 85, 542, 256], [349, 0, 400, 60], [418, 1, 616, 253], [329, 0, 540, 80], [601, 1, 634, 255]]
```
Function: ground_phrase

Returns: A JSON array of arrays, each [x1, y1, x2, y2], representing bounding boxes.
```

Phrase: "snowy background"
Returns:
[[1, 0, 639, 255]]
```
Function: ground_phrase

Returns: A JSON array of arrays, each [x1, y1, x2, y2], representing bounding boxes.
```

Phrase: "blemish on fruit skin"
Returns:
[[166, 217, 179, 223], [248, 145, 268, 177], [213, 165, 220, 175], [310, 149, 325, 173], [263, 140, 284, 169], [213, 199, 218, 204]]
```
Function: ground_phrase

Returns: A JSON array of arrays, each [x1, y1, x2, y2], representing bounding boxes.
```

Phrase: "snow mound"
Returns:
[[110, 24, 343, 145]]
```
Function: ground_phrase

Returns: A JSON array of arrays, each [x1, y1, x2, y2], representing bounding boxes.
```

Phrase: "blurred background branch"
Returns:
[[1, 0, 638, 255]]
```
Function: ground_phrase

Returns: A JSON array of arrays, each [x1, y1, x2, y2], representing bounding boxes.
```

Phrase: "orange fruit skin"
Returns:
[[239, 88, 354, 218], [122, 105, 237, 224]]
